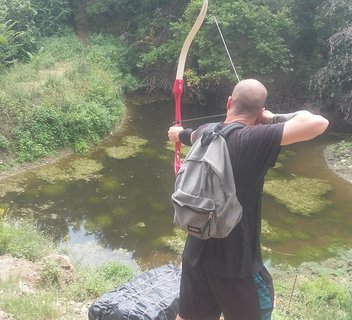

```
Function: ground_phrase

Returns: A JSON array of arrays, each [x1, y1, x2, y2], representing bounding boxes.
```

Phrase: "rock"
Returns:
[[0, 310, 13, 320], [0, 255, 40, 289], [42, 254, 75, 284]]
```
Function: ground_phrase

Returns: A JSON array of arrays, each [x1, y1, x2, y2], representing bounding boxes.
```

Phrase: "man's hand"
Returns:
[[168, 126, 184, 142], [256, 109, 275, 124]]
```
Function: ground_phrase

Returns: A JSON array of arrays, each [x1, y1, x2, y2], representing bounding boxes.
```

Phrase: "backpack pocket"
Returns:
[[172, 189, 216, 239]]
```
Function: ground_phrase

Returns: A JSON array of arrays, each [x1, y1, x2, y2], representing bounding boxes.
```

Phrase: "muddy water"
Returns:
[[1, 100, 351, 272]]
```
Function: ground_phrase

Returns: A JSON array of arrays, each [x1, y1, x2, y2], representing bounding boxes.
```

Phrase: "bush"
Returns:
[[65, 262, 134, 302], [0, 33, 134, 162], [0, 133, 10, 150]]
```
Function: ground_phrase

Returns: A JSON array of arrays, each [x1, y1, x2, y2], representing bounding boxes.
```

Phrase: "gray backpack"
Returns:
[[172, 122, 244, 240]]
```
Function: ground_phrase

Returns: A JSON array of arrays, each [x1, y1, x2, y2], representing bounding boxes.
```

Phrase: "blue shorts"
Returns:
[[178, 260, 274, 320]]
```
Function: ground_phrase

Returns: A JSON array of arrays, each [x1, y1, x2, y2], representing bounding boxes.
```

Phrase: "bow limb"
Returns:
[[173, 0, 209, 175]]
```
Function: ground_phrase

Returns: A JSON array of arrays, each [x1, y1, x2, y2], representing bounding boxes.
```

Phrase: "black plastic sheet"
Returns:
[[88, 264, 182, 320]]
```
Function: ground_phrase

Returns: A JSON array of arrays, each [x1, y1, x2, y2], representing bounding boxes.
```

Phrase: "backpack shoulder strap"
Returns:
[[219, 122, 245, 139], [199, 122, 245, 147]]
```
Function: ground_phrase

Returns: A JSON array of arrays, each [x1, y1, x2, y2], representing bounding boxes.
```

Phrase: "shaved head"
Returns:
[[230, 79, 267, 116]]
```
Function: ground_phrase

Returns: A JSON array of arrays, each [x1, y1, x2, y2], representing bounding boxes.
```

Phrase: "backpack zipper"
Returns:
[[205, 168, 215, 193], [207, 211, 214, 237]]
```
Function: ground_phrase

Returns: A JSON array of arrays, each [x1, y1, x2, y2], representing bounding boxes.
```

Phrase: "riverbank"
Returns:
[[0, 220, 134, 320], [0, 226, 351, 319], [324, 138, 352, 184], [1, 86, 351, 318], [0, 33, 137, 178]]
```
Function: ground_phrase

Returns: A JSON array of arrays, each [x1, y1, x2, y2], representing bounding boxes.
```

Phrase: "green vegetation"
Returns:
[[326, 139, 352, 169], [261, 219, 293, 244], [0, 220, 53, 261], [157, 228, 187, 255], [1, 216, 351, 319], [264, 176, 332, 216], [34, 158, 103, 182], [0, 0, 351, 173], [272, 249, 352, 319], [105, 136, 148, 160], [0, 31, 139, 172], [1, 0, 351, 133], [0, 217, 134, 319]]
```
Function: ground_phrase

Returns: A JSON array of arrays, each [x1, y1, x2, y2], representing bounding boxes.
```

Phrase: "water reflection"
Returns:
[[1, 100, 352, 271]]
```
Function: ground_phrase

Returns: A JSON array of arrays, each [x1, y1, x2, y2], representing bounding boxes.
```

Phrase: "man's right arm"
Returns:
[[168, 126, 194, 145], [261, 110, 329, 146]]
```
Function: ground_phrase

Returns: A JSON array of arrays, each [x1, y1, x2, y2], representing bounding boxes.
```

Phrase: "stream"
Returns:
[[1, 99, 351, 272]]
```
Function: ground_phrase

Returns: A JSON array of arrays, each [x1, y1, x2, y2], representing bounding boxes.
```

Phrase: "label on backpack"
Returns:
[[187, 225, 202, 234]]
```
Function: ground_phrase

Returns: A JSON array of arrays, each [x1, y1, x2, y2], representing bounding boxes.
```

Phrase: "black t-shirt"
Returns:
[[182, 122, 284, 278]]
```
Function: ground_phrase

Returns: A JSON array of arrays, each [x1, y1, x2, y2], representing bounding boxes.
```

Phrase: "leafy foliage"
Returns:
[[33, 0, 73, 36], [139, 0, 293, 94], [0, 0, 39, 61], [0, 20, 21, 66], [0, 0, 74, 64], [0, 33, 137, 162], [311, 0, 352, 124]]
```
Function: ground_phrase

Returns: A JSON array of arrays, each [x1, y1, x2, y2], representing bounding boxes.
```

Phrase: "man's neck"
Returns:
[[224, 115, 254, 126]]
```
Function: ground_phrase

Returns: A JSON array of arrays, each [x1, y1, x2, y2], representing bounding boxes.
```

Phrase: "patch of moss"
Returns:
[[35, 158, 103, 182], [264, 177, 332, 216], [280, 215, 296, 226], [105, 136, 148, 160], [157, 228, 187, 255], [292, 230, 311, 240], [88, 196, 104, 206], [99, 176, 121, 193], [297, 246, 323, 261], [112, 208, 127, 217], [129, 222, 147, 236], [92, 214, 113, 228], [261, 220, 293, 243], [106, 146, 137, 160], [165, 141, 191, 158], [0, 178, 26, 197], [40, 183, 66, 197], [277, 149, 297, 163]]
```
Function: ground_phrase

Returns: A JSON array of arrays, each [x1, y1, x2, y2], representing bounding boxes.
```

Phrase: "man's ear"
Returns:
[[226, 96, 233, 110], [254, 107, 266, 125]]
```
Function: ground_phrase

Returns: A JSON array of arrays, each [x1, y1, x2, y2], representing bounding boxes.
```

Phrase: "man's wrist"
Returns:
[[272, 112, 299, 123], [179, 128, 193, 146]]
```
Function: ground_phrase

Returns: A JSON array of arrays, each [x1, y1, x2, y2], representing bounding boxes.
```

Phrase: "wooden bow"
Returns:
[[173, 0, 208, 175]]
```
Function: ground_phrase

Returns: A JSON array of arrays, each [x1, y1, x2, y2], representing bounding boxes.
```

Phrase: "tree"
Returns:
[[0, 20, 21, 66], [312, 0, 352, 125], [139, 0, 293, 95], [0, 0, 39, 61]]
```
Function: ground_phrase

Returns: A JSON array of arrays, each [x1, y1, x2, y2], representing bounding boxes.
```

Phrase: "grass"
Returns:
[[272, 250, 352, 319], [0, 217, 134, 319], [0, 283, 60, 320], [0, 220, 53, 261], [1, 216, 351, 319], [0, 31, 139, 169]]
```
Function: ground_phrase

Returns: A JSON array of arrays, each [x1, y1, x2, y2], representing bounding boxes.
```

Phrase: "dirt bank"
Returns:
[[0, 254, 89, 320], [324, 140, 352, 184], [0, 150, 72, 183]]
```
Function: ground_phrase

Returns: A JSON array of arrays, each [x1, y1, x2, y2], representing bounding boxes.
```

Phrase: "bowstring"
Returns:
[[213, 16, 240, 83], [177, 15, 240, 124]]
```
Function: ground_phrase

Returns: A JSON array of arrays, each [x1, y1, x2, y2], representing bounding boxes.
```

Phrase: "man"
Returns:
[[168, 79, 329, 320]]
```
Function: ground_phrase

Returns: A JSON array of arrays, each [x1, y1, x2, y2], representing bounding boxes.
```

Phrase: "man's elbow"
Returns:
[[313, 116, 329, 137]]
